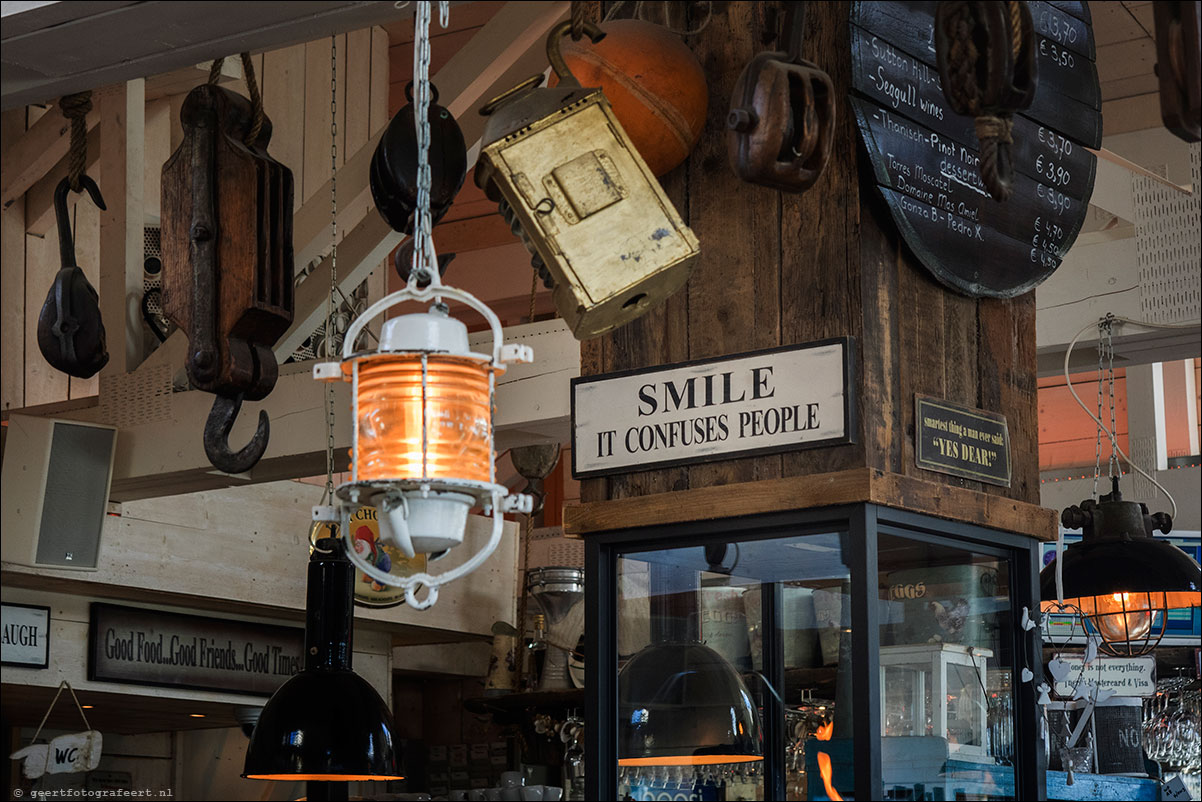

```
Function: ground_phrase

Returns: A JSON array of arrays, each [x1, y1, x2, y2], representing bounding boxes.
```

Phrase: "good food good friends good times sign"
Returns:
[[572, 339, 854, 478]]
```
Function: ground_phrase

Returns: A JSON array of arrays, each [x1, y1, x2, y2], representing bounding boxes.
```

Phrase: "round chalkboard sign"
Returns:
[[849, 1, 1101, 298]]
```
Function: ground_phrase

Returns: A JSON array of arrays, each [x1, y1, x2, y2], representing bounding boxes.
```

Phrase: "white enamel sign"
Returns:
[[572, 339, 853, 478], [1, 603, 50, 668]]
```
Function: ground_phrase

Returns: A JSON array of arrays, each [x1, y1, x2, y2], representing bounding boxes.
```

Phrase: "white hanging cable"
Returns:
[[1056, 313, 1196, 602]]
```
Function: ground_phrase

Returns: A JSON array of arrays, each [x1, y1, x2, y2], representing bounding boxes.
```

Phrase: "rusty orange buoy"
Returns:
[[558, 19, 708, 176]]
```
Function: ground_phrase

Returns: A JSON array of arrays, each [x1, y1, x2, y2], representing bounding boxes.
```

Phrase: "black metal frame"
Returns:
[[584, 503, 1045, 801], [0, 602, 51, 669]]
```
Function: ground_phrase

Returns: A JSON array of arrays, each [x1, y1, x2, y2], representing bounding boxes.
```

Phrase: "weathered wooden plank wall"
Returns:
[[580, 0, 1040, 509]]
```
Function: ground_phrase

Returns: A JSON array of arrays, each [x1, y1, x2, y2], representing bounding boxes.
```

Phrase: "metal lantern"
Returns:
[[1042, 477, 1201, 656], [314, 283, 532, 609], [474, 21, 700, 340]]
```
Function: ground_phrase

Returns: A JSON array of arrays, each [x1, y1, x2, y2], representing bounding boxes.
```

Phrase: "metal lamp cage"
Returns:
[[1075, 590, 1180, 657], [315, 281, 532, 609]]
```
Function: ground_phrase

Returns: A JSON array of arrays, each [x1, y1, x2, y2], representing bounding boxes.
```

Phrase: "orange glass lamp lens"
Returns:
[[355, 355, 493, 483]]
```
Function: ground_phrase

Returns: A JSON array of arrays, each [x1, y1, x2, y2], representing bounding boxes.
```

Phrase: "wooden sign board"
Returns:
[[1052, 654, 1157, 697], [915, 396, 1011, 486], [11, 731, 102, 779], [2, 603, 50, 668], [88, 603, 302, 696], [572, 339, 855, 478], [849, 1, 1101, 298]]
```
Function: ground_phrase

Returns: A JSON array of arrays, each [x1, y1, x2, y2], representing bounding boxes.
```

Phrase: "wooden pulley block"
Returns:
[[934, 0, 1037, 200], [1154, 1, 1201, 142], [161, 83, 294, 474], [727, 2, 835, 193]]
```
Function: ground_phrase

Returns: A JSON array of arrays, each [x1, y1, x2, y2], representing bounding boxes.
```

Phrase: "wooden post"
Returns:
[[576, 1, 1043, 522], [98, 79, 146, 376]]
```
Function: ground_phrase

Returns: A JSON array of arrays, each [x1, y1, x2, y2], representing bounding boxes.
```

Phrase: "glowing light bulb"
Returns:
[[1088, 591, 1154, 643]]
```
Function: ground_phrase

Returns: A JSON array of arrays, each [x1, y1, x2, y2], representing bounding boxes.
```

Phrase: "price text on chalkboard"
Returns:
[[915, 396, 1011, 487]]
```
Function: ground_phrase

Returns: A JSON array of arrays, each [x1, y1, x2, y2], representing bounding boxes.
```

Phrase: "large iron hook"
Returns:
[[203, 393, 269, 474], [54, 175, 106, 269]]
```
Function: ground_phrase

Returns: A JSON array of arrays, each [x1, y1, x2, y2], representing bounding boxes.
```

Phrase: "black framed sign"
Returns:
[[915, 395, 1011, 487], [88, 603, 303, 696], [571, 338, 855, 478], [2, 603, 50, 668]]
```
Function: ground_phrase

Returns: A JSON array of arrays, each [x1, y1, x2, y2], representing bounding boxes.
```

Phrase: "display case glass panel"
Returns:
[[877, 531, 1017, 800], [615, 532, 855, 801]]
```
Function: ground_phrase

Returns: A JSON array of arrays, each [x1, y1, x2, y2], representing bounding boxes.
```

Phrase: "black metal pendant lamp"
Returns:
[[243, 537, 403, 783], [1041, 477, 1201, 657], [618, 640, 763, 766]]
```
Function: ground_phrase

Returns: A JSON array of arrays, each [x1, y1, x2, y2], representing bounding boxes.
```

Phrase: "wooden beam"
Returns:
[[98, 80, 145, 376], [100, 318, 577, 500], [0, 105, 99, 210], [562, 468, 1058, 541]]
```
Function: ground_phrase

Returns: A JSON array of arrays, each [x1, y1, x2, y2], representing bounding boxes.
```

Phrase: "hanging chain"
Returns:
[[323, 35, 340, 505], [1104, 318, 1121, 481], [408, 2, 448, 290], [1091, 314, 1121, 501], [1092, 320, 1106, 501]]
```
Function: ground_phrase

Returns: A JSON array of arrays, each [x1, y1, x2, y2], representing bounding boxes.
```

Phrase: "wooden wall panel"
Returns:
[[261, 43, 307, 211], [1, 109, 26, 411]]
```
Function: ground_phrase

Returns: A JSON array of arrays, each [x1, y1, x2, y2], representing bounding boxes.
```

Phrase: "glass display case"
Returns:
[[584, 505, 1044, 800]]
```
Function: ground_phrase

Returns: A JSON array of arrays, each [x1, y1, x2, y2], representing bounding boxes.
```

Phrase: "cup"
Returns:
[[541, 787, 563, 802], [519, 787, 544, 801], [500, 771, 525, 788], [450, 792, 469, 802]]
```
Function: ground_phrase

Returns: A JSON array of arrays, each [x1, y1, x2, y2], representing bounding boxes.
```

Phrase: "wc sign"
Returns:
[[11, 730, 103, 778]]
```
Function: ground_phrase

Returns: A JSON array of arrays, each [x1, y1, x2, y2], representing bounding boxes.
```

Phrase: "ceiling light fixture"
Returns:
[[243, 535, 403, 782], [313, 1, 530, 611], [618, 641, 763, 766]]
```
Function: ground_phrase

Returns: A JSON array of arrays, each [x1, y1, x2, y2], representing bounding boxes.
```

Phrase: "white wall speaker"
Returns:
[[1, 414, 117, 570]]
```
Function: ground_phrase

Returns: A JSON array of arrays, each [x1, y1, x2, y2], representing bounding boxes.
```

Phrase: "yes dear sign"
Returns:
[[572, 339, 854, 478]]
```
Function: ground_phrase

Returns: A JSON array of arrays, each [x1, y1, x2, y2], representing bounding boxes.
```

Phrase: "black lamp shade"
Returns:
[[244, 538, 403, 781], [618, 642, 762, 766], [1040, 535, 1201, 609], [243, 667, 402, 781]]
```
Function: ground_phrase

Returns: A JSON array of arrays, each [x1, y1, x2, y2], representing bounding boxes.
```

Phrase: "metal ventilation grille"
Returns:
[[142, 226, 173, 341], [286, 259, 371, 362], [1135, 143, 1201, 324], [524, 526, 584, 569]]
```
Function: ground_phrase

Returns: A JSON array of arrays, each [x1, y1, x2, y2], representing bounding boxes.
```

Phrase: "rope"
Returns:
[[941, 3, 1027, 201], [603, 0, 713, 34], [240, 53, 265, 145], [529, 269, 538, 323], [205, 54, 266, 147], [31, 681, 92, 744], [571, 0, 586, 40], [1009, 0, 1023, 59], [57, 92, 92, 193]]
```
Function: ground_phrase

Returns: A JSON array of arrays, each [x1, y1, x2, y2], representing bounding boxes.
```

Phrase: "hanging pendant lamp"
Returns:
[[1041, 477, 1201, 657], [243, 537, 403, 781], [618, 641, 763, 766]]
